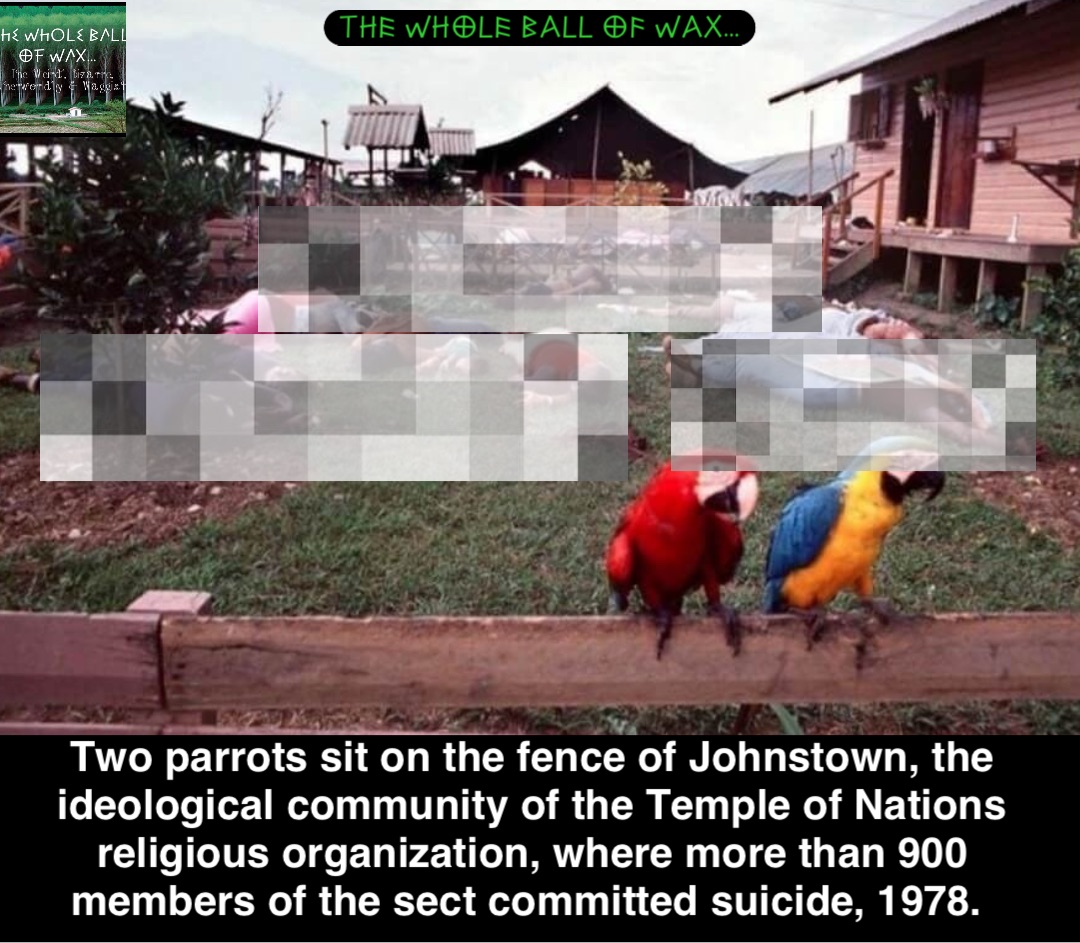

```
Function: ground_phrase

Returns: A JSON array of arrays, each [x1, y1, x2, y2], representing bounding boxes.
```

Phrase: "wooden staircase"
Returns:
[[821, 168, 894, 290]]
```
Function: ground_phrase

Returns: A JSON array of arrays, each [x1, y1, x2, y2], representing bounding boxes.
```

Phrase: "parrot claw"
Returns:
[[791, 607, 830, 650], [854, 620, 876, 671], [608, 590, 629, 615], [654, 608, 674, 660], [861, 596, 900, 626], [708, 602, 743, 656]]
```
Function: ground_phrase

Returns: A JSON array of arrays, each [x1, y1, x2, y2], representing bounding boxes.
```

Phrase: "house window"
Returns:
[[848, 86, 892, 142]]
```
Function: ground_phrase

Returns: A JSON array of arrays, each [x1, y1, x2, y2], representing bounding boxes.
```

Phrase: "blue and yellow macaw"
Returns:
[[730, 437, 946, 736], [764, 436, 945, 635]]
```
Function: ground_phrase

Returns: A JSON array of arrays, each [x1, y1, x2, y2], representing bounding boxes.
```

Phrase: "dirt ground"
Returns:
[[970, 459, 1080, 550], [0, 451, 294, 555]]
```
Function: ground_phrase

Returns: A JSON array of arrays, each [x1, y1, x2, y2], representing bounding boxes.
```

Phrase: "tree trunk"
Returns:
[[69, 60, 76, 105], [103, 48, 112, 103], [34, 63, 44, 105], [0, 51, 7, 108], [84, 50, 94, 104]]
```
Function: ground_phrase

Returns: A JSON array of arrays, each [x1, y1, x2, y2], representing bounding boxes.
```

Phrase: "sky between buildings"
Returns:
[[127, 0, 977, 172]]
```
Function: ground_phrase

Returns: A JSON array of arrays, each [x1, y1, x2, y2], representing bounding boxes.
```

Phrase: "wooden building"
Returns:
[[771, 0, 1080, 321], [468, 84, 746, 206], [341, 103, 431, 187]]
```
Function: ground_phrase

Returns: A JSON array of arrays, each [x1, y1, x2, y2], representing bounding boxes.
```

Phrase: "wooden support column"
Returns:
[[902, 250, 923, 295], [1021, 264, 1048, 328], [976, 259, 998, 301], [127, 591, 217, 726], [938, 255, 959, 313]]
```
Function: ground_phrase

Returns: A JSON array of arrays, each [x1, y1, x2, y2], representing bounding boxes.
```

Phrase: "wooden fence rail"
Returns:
[[3, 591, 1080, 736]]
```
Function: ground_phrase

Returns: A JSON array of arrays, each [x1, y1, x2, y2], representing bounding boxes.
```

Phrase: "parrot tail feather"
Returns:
[[763, 578, 785, 614]]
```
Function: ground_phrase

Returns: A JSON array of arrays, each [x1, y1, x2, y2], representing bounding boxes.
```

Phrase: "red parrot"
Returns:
[[606, 452, 760, 659]]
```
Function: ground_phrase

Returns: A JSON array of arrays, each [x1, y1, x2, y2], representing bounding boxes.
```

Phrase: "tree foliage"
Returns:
[[1029, 249, 1080, 386], [613, 152, 670, 206], [16, 94, 247, 333]]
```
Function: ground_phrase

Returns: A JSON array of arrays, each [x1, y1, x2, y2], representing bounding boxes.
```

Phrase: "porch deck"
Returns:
[[851, 226, 1076, 325]]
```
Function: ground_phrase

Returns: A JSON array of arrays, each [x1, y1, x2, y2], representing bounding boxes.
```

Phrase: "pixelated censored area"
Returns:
[[41, 207, 1034, 477], [669, 338, 1037, 472], [257, 204, 823, 334], [38, 333, 629, 482]]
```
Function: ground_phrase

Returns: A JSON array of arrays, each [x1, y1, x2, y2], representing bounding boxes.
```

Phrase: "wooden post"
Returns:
[[822, 208, 833, 287], [976, 259, 998, 301], [127, 591, 217, 726], [938, 255, 958, 312], [903, 250, 923, 295], [1021, 263, 1048, 328], [872, 172, 885, 259], [590, 98, 603, 183], [279, 152, 285, 203]]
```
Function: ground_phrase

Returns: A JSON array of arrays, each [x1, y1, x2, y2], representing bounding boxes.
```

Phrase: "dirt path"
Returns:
[[1, 451, 295, 555]]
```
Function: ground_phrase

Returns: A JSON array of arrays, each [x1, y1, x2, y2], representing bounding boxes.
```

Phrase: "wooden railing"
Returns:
[[3, 590, 1080, 735], [821, 168, 894, 284], [484, 192, 691, 208]]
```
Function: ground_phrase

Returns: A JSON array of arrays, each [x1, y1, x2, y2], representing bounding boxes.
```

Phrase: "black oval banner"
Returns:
[[324, 10, 756, 46]]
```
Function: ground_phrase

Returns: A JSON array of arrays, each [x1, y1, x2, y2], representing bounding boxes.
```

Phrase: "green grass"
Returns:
[[0, 343, 39, 458], [3, 329, 1080, 733]]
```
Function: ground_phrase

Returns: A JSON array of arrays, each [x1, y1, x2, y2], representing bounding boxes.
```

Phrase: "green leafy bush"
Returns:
[[1028, 249, 1080, 386], [972, 292, 1018, 328], [15, 94, 247, 333]]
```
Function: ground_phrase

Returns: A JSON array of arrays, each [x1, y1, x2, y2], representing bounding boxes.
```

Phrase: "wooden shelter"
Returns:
[[468, 84, 747, 206], [342, 103, 431, 187], [125, 104, 341, 207], [771, 0, 1080, 321]]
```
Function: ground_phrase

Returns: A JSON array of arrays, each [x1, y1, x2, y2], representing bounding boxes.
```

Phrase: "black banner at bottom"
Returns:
[[1, 734, 1071, 940]]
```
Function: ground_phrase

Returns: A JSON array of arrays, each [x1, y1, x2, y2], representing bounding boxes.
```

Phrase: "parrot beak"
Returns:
[[700, 472, 759, 522], [703, 486, 739, 517], [905, 470, 946, 502]]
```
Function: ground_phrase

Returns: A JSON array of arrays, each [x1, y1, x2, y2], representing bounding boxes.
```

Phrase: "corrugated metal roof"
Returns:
[[343, 104, 430, 150], [429, 128, 475, 157], [697, 143, 855, 203], [128, 103, 341, 165], [769, 0, 1043, 103], [733, 143, 855, 197]]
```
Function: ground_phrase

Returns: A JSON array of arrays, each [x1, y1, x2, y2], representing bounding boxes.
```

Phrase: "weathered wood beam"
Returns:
[[902, 250, 923, 295], [976, 259, 998, 301], [0, 722, 461, 736], [0, 612, 160, 707], [938, 255, 959, 312], [127, 591, 216, 726], [159, 612, 1080, 710], [7, 610, 1080, 714], [1021, 263, 1047, 328]]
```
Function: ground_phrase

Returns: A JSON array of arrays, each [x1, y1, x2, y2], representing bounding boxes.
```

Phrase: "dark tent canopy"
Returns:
[[467, 84, 746, 190]]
